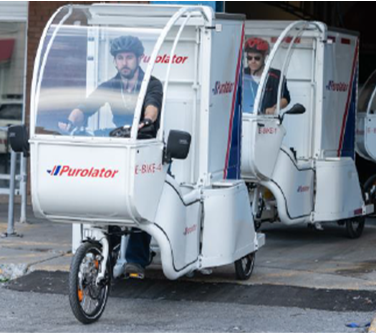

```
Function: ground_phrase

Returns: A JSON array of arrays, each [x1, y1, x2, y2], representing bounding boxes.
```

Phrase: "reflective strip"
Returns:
[[341, 38, 351, 45]]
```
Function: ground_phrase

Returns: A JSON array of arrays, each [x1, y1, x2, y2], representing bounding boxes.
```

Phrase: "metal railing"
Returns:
[[0, 126, 28, 237]]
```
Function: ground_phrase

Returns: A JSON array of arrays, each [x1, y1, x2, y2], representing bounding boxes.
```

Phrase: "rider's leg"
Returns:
[[125, 230, 151, 268]]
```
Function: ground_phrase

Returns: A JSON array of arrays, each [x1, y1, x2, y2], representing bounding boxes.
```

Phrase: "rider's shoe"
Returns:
[[124, 263, 145, 279]]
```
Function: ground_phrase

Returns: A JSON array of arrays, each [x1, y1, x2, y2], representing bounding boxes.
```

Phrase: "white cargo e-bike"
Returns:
[[9, 4, 264, 324], [241, 20, 373, 238]]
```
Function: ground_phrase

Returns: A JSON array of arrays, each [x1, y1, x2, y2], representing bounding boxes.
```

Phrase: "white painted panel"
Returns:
[[0, 2, 28, 21]]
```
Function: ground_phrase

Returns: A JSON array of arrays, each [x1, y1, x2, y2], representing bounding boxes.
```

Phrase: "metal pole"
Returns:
[[19, 155, 27, 223], [6, 150, 17, 236], [0, 127, 22, 238]]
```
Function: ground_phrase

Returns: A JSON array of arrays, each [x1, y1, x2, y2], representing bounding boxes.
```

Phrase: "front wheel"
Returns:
[[234, 252, 256, 280], [345, 217, 365, 239], [69, 242, 111, 324], [364, 174, 376, 215]]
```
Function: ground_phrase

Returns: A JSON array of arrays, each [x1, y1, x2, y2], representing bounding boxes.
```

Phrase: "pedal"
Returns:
[[200, 268, 213, 275], [126, 272, 145, 280], [124, 263, 145, 279], [185, 271, 195, 278], [313, 222, 324, 231]]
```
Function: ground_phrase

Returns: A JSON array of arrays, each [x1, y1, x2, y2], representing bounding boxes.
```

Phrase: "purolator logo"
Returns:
[[212, 81, 235, 95], [297, 186, 310, 193], [326, 80, 349, 92], [47, 165, 119, 178]]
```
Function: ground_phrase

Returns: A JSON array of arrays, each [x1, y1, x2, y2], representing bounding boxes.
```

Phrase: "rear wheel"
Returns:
[[69, 242, 111, 324], [364, 174, 376, 215], [345, 217, 365, 239], [234, 252, 256, 280]]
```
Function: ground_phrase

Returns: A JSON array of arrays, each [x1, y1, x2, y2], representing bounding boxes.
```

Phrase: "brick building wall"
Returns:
[[26, 1, 147, 125]]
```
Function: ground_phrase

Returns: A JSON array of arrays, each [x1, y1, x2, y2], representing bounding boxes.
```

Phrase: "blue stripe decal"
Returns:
[[340, 66, 358, 159], [226, 64, 243, 179], [54, 166, 61, 176]]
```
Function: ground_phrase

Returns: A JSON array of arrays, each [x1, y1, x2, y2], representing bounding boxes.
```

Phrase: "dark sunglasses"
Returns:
[[247, 55, 261, 61]]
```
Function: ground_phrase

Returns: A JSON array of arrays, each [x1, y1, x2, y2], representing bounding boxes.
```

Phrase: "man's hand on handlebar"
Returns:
[[58, 109, 85, 133], [110, 118, 155, 139]]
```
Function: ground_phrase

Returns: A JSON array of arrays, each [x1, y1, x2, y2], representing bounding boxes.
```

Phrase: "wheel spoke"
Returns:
[[81, 293, 88, 311], [87, 296, 95, 314]]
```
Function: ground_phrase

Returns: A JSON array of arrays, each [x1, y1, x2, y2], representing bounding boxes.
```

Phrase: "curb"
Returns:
[[0, 253, 71, 282], [369, 317, 376, 333], [0, 263, 28, 282]]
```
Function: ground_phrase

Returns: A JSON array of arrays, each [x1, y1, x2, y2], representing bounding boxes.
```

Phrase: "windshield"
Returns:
[[358, 70, 376, 113], [34, 7, 161, 138]]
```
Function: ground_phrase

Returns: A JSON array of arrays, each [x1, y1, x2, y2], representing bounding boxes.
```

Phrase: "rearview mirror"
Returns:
[[280, 103, 306, 123], [164, 130, 191, 163], [8, 125, 29, 157]]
